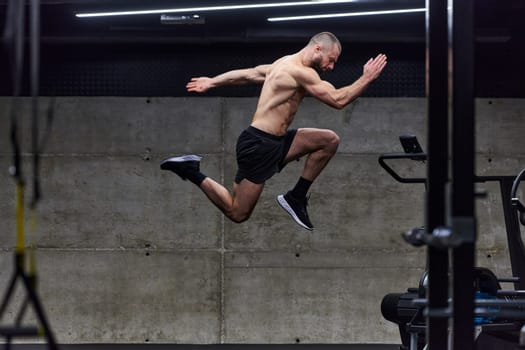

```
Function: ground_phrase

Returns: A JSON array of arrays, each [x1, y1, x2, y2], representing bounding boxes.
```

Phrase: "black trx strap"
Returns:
[[0, 1, 58, 349]]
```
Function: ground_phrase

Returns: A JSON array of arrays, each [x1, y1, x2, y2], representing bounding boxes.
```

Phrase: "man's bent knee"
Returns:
[[225, 204, 254, 223], [325, 130, 340, 152], [227, 211, 251, 224]]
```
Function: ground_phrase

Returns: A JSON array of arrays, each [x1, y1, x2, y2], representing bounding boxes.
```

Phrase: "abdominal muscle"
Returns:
[[251, 60, 306, 136], [251, 100, 301, 136]]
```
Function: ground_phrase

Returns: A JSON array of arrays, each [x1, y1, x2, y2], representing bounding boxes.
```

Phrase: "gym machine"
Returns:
[[379, 135, 525, 350]]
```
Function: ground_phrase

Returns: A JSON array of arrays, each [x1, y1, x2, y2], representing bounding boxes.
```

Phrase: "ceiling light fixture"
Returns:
[[160, 14, 205, 25], [267, 8, 426, 21], [75, 0, 357, 18]]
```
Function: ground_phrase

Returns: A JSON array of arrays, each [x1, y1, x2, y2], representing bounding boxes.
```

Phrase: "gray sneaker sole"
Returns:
[[161, 155, 202, 164]]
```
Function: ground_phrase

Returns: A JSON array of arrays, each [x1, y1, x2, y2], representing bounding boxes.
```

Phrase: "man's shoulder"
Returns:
[[273, 57, 315, 76], [282, 63, 319, 85]]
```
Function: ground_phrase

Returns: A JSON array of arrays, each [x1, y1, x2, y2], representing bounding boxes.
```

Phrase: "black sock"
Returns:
[[186, 171, 207, 187], [290, 177, 313, 199]]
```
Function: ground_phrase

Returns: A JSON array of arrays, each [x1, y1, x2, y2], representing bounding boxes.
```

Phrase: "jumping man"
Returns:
[[161, 32, 387, 230]]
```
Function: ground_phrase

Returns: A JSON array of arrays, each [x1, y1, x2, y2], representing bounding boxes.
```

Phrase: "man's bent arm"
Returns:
[[304, 75, 374, 110], [298, 54, 387, 109], [187, 64, 271, 93]]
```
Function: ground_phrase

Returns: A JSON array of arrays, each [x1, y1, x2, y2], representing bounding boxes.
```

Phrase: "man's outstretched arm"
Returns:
[[186, 64, 271, 93]]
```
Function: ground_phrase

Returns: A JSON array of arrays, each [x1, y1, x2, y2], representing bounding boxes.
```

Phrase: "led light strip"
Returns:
[[268, 8, 426, 21], [75, 0, 357, 18]]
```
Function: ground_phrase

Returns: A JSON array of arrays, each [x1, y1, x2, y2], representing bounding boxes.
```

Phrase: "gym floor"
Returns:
[[8, 345, 401, 350]]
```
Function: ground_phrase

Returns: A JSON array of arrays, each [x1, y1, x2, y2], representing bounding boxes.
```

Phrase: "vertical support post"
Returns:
[[425, 0, 449, 348], [31, 0, 41, 209], [450, 0, 476, 348]]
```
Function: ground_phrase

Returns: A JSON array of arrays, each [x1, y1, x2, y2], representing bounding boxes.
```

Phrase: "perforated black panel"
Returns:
[[3, 42, 426, 97]]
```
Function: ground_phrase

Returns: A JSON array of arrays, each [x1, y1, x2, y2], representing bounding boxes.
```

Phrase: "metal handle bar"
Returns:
[[511, 167, 525, 211], [510, 167, 525, 226], [378, 153, 427, 184]]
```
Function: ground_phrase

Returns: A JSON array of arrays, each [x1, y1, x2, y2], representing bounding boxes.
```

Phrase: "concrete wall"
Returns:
[[0, 97, 524, 344]]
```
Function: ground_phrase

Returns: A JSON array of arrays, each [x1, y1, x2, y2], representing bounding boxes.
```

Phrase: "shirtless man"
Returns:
[[161, 32, 387, 230]]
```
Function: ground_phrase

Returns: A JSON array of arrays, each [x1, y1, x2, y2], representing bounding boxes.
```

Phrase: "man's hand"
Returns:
[[186, 77, 214, 93], [362, 54, 387, 82]]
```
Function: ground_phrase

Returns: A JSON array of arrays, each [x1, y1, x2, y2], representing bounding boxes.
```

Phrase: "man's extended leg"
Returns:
[[161, 155, 264, 223], [277, 128, 340, 230]]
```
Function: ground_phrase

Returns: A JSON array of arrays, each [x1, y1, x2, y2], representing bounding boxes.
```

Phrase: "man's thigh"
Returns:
[[282, 128, 337, 164]]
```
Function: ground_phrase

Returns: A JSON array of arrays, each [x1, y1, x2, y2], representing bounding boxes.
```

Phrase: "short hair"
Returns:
[[308, 32, 342, 53]]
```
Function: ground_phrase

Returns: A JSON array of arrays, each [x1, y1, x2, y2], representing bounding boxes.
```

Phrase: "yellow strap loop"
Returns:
[[29, 208, 37, 277], [15, 182, 25, 257]]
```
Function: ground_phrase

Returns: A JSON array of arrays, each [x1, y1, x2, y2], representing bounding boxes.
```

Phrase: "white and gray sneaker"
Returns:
[[160, 155, 202, 181]]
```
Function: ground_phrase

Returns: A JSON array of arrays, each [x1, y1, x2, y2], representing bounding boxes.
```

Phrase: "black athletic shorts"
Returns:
[[235, 126, 297, 184]]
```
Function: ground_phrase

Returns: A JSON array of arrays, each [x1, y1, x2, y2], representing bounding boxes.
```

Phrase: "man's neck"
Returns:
[[298, 47, 315, 67]]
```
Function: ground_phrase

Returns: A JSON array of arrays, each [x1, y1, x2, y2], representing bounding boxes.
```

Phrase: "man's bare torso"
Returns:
[[251, 54, 309, 136]]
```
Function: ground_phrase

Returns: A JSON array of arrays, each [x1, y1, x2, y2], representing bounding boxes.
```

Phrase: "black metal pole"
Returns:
[[425, 0, 449, 348], [6, 0, 25, 184], [31, 0, 41, 208], [450, 0, 476, 348]]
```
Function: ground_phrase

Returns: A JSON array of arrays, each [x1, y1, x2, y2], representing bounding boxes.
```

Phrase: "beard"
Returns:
[[311, 55, 324, 73]]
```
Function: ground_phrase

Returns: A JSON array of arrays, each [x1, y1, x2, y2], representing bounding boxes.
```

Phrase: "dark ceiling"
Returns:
[[0, 0, 431, 44], [0, 0, 523, 44]]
